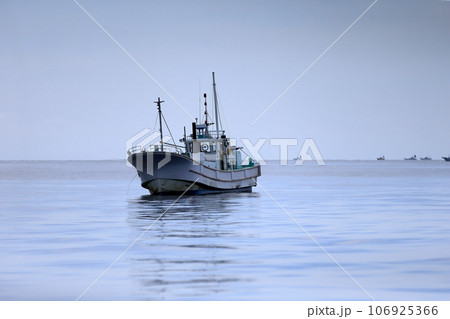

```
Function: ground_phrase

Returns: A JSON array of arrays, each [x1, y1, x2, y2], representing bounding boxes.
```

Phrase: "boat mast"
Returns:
[[212, 72, 220, 138], [154, 97, 164, 151]]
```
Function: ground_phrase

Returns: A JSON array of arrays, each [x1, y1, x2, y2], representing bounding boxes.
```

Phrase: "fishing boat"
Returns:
[[443, 156, 450, 162], [377, 156, 385, 160], [404, 155, 417, 160], [420, 156, 432, 160], [127, 73, 261, 195]]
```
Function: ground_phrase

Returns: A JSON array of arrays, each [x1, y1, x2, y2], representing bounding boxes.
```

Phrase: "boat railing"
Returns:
[[162, 142, 184, 154], [127, 143, 184, 156], [213, 130, 226, 139], [127, 145, 142, 156]]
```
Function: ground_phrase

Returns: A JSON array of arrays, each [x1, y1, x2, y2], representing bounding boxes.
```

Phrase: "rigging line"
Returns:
[[76, 178, 200, 301], [216, 91, 228, 135], [206, 88, 213, 124], [161, 112, 178, 150], [250, 0, 379, 126], [151, 112, 158, 133], [72, 0, 195, 121]]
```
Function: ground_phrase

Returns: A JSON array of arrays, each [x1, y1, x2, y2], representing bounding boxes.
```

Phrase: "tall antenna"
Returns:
[[203, 93, 209, 134], [154, 97, 164, 151], [212, 72, 220, 138]]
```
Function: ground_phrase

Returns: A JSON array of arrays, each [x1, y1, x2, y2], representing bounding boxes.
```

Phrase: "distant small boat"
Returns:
[[293, 156, 302, 161], [420, 156, 432, 160], [443, 156, 450, 162], [377, 156, 385, 160], [404, 155, 417, 161]]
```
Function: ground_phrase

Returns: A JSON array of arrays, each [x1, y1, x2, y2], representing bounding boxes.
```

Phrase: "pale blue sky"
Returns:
[[1, 0, 449, 160]]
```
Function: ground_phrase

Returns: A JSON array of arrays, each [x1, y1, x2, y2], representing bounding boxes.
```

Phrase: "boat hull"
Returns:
[[128, 151, 261, 195]]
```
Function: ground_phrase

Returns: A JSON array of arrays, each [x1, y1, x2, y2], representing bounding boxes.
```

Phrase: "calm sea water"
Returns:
[[1, 160, 449, 300]]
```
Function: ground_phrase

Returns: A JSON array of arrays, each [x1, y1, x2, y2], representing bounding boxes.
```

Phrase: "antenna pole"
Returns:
[[203, 93, 208, 134], [212, 72, 220, 138], [154, 97, 165, 151]]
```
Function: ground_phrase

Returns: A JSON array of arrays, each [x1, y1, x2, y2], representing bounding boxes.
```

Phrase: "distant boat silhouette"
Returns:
[[442, 156, 450, 162], [420, 156, 432, 160], [404, 155, 417, 160], [377, 156, 385, 160]]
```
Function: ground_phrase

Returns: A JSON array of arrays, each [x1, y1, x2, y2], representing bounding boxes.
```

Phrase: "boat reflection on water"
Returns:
[[126, 193, 260, 300]]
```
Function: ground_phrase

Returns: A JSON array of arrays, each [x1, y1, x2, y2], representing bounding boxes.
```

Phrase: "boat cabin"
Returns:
[[181, 121, 251, 171]]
